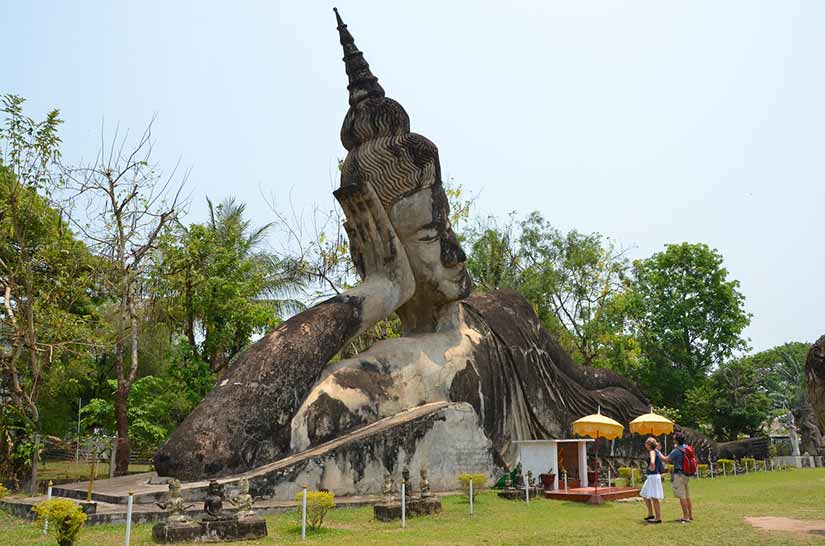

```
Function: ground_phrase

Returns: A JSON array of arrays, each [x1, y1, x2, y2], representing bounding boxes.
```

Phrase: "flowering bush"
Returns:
[[458, 473, 486, 499], [293, 490, 335, 530], [33, 499, 87, 546]]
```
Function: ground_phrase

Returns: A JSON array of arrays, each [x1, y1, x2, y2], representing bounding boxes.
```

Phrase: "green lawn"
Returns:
[[34, 461, 152, 482], [3, 468, 824, 546]]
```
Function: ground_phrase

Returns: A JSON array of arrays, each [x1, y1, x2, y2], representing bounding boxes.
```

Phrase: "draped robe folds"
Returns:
[[454, 289, 649, 466]]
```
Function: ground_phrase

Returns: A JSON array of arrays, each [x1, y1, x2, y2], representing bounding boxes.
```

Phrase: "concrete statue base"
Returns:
[[373, 497, 442, 522]]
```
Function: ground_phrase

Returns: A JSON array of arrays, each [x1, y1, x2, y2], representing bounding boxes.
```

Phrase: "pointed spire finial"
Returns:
[[333, 7, 385, 106]]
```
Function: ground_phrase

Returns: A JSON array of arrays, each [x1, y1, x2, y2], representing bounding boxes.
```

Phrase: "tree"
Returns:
[[466, 211, 636, 369], [64, 122, 183, 475], [687, 358, 772, 441], [153, 197, 308, 372], [631, 242, 751, 409], [747, 342, 821, 455], [0, 97, 100, 421]]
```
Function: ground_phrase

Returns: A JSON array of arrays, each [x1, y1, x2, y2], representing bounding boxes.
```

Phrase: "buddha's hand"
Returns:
[[334, 181, 415, 315]]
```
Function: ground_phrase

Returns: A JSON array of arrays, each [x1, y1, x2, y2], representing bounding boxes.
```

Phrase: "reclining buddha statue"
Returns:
[[154, 10, 651, 482]]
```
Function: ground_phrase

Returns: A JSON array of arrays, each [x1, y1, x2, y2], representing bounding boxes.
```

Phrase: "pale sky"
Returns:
[[4, 1, 824, 352]]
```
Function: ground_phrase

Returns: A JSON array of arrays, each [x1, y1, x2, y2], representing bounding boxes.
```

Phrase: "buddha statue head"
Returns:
[[333, 9, 472, 331]]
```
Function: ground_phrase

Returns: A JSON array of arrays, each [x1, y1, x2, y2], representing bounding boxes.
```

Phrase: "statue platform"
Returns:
[[152, 516, 267, 543], [544, 485, 640, 504], [496, 487, 541, 501], [373, 497, 442, 522]]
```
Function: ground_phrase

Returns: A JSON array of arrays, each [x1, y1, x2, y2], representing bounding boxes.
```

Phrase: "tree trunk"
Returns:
[[114, 380, 130, 475]]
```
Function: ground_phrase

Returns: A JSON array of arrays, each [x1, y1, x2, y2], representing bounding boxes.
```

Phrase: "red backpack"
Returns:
[[678, 445, 698, 476]]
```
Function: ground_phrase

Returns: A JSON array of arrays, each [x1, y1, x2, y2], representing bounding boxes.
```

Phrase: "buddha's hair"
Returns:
[[334, 9, 443, 210]]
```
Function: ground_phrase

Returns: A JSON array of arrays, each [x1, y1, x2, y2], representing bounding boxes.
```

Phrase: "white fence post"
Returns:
[[43, 480, 53, 535], [524, 475, 529, 504], [301, 484, 307, 541], [401, 481, 406, 529], [124, 491, 134, 546], [469, 478, 473, 515], [563, 471, 568, 492]]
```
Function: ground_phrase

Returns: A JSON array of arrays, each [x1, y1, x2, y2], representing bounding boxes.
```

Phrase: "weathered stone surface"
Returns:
[[373, 497, 442, 522], [247, 402, 494, 500], [497, 487, 541, 501], [151, 521, 201, 543], [806, 335, 825, 454], [151, 517, 267, 543]]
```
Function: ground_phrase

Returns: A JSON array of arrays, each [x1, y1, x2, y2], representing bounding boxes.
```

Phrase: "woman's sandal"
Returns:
[[647, 519, 662, 524], [644, 515, 655, 521]]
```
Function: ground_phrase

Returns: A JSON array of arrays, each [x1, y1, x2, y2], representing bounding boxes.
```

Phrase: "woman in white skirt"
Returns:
[[640, 437, 665, 524]]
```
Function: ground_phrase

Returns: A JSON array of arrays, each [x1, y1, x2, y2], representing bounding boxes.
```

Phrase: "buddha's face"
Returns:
[[390, 185, 472, 306]]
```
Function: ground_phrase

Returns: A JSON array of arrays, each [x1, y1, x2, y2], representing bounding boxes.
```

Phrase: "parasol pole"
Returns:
[[595, 428, 599, 496]]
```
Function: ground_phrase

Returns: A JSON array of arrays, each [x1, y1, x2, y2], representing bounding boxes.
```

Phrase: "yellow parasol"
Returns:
[[572, 408, 624, 440], [572, 407, 624, 499], [629, 412, 674, 436]]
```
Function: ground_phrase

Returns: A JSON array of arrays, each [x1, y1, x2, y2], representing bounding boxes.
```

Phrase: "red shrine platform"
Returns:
[[544, 486, 641, 504]]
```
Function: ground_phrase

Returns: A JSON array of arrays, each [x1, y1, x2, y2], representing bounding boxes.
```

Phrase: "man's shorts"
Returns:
[[672, 473, 690, 499]]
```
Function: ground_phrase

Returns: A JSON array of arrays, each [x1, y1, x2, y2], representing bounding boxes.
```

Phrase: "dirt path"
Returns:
[[745, 516, 825, 537]]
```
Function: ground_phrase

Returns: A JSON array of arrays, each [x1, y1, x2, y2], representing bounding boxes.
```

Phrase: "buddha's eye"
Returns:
[[418, 230, 439, 243]]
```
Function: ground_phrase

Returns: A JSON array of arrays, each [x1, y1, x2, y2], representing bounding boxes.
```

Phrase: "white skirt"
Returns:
[[640, 474, 664, 500]]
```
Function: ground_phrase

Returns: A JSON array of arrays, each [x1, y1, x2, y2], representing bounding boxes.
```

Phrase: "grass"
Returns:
[[2, 468, 824, 546], [34, 461, 152, 482]]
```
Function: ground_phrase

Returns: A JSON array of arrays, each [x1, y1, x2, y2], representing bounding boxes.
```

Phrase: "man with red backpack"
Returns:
[[661, 432, 696, 523]]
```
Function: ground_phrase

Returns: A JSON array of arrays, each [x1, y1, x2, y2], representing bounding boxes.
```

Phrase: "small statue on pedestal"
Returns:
[[382, 472, 396, 502], [504, 474, 514, 490], [527, 470, 535, 488], [228, 478, 256, 519], [401, 467, 415, 499], [420, 468, 431, 498], [203, 480, 227, 520], [156, 479, 195, 523]]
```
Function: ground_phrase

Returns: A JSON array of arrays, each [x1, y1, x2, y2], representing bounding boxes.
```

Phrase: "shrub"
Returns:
[[717, 459, 734, 473], [697, 464, 709, 477], [0, 483, 10, 498], [458, 473, 486, 499], [617, 467, 640, 484], [33, 499, 87, 546], [741, 457, 756, 471], [613, 477, 627, 487], [293, 490, 335, 531], [665, 464, 674, 475]]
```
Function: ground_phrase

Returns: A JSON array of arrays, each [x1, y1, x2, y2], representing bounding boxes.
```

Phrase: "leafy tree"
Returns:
[[1, 97, 100, 485], [744, 342, 820, 455], [153, 197, 308, 372], [686, 358, 772, 441], [80, 344, 214, 451], [466, 211, 636, 369], [631, 243, 751, 409]]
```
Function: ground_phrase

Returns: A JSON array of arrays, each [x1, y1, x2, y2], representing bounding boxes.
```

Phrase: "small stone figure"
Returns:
[[382, 472, 396, 502], [156, 479, 194, 523], [203, 480, 226, 520], [527, 470, 535, 487], [504, 474, 513, 490], [402, 467, 414, 498], [420, 468, 431, 498], [228, 478, 255, 519]]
